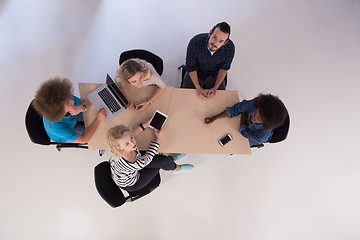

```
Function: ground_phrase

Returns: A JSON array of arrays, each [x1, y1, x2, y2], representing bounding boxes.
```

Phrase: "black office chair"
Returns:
[[251, 113, 290, 148], [178, 64, 228, 88], [94, 161, 161, 208], [25, 100, 88, 151], [119, 49, 163, 76]]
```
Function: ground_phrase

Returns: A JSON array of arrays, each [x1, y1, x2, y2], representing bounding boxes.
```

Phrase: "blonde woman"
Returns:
[[106, 120, 194, 192], [115, 58, 166, 111]]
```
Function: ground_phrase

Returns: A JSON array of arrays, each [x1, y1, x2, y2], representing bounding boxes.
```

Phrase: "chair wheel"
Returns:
[[99, 150, 105, 156]]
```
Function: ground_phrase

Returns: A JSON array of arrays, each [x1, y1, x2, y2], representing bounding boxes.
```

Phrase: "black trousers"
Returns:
[[123, 154, 176, 192], [181, 71, 226, 90]]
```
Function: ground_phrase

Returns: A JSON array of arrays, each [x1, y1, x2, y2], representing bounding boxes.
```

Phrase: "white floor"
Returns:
[[1, 0, 360, 239]]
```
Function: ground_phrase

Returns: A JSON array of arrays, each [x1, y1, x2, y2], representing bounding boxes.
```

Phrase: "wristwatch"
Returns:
[[139, 123, 145, 131]]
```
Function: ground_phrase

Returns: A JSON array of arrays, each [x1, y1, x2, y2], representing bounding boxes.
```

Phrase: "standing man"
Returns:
[[182, 22, 235, 99]]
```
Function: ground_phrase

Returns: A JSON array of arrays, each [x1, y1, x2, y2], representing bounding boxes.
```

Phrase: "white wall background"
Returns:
[[1, 0, 359, 239]]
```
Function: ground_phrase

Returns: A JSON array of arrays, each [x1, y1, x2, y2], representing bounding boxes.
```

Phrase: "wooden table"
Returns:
[[79, 83, 251, 154]]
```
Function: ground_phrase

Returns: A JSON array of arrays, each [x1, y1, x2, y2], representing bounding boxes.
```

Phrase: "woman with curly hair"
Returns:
[[205, 93, 288, 147]]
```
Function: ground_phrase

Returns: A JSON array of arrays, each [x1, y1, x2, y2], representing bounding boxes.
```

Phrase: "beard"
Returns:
[[208, 43, 218, 51]]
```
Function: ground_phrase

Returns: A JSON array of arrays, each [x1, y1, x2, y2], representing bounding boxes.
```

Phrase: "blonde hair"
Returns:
[[115, 58, 148, 87], [105, 125, 131, 158]]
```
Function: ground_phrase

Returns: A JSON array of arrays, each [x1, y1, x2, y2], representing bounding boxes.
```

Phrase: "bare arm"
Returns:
[[131, 117, 164, 143], [131, 117, 152, 137], [134, 87, 165, 111], [189, 71, 208, 99], [150, 87, 165, 102], [207, 69, 228, 98], [68, 99, 88, 116], [204, 110, 228, 124], [74, 109, 106, 144]]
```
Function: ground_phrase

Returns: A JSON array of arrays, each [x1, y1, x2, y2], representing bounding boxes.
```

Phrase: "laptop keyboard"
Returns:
[[98, 88, 121, 114]]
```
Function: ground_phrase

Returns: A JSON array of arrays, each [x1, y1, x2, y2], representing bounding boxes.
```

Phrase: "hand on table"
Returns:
[[134, 101, 149, 111], [196, 87, 208, 99], [204, 116, 216, 125], [207, 87, 217, 98]]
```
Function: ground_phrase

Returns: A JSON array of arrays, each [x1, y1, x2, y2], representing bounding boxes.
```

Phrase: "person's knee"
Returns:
[[156, 155, 176, 170]]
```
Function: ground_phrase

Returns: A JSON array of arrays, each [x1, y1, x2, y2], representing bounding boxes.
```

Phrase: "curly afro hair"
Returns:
[[253, 93, 287, 130], [33, 77, 73, 122]]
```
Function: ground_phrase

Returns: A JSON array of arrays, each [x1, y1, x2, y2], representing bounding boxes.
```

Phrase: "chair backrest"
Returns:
[[25, 100, 51, 145], [269, 113, 290, 143], [94, 161, 126, 208], [119, 49, 164, 76], [94, 161, 162, 207]]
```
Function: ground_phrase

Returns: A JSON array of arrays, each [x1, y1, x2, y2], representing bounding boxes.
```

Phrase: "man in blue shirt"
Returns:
[[182, 22, 235, 99], [205, 94, 287, 147], [33, 77, 106, 143]]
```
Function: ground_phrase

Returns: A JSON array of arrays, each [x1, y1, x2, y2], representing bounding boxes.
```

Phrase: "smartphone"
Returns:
[[218, 133, 232, 147], [149, 110, 168, 131]]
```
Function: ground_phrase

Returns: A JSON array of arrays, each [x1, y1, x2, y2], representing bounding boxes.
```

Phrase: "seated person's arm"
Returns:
[[69, 101, 88, 116], [131, 117, 152, 137], [240, 128, 268, 147], [124, 141, 159, 170], [205, 110, 228, 124], [134, 87, 166, 111], [205, 100, 253, 124], [150, 87, 165, 102], [189, 71, 208, 99], [80, 98, 89, 107], [74, 109, 106, 144], [185, 38, 207, 98], [207, 69, 228, 98]]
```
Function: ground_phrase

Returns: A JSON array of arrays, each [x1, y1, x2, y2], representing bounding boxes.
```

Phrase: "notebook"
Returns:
[[87, 74, 129, 122]]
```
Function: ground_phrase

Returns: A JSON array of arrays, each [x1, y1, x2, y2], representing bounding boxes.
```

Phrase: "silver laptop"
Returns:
[[87, 74, 129, 122]]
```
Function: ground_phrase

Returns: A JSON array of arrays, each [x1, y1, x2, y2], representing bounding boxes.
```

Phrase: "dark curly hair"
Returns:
[[253, 93, 287, 130], [33, 77, 73, 122]]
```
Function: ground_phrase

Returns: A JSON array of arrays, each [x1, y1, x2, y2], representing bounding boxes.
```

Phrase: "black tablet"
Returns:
[[149, 110, 168, 131]]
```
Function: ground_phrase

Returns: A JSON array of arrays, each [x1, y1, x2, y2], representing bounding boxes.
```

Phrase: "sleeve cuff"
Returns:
[[225, 107, 232, 118], [239, 125, 248, 132]]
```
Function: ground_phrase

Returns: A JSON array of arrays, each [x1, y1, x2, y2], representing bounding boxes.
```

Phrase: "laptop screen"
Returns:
[[106, 74, 129, 107]]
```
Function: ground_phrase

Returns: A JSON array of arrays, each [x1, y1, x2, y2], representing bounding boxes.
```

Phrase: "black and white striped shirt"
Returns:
[[110, 141, 159, 188]]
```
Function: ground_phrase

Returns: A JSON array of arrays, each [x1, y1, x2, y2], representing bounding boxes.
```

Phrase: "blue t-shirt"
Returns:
[[43, 96, 81, 143], [226, 99, 273, 146]]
